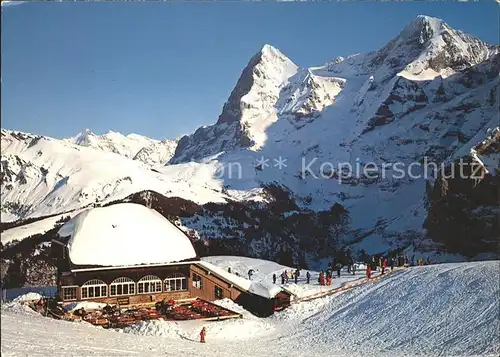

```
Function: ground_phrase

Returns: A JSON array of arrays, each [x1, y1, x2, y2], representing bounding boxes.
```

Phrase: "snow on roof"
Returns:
[[57, 203, 197, 267], [196, 261, 283, 299]]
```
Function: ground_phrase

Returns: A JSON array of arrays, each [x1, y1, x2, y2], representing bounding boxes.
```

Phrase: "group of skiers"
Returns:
[[270, 268, 313, 285], [366, 254, 433, 271]]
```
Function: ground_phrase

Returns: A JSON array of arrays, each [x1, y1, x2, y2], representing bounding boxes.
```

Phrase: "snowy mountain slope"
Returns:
[[2, 261, 499, 357], [1, 211, 80, 246], [66, 129, 178, 166], [1, 15, 498, 266], [132, 139, 178, 167], [166, 15, 499, 257], [0, 129, 235, 222], [171, 15, 498, 164]]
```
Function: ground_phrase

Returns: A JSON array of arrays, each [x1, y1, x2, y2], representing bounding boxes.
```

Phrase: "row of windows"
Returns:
[[61, 273, 187, 301], [61, 272, 225, 301]]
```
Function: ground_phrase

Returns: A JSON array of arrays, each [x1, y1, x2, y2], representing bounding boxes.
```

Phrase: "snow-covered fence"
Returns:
[[291, 267, 405, 304]]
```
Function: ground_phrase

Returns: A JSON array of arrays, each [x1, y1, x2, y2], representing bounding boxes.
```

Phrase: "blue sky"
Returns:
[[2, 1, 498, 140]]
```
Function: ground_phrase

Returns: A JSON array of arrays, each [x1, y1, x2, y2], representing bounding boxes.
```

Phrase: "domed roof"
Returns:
[[57, 203, 197, 267]]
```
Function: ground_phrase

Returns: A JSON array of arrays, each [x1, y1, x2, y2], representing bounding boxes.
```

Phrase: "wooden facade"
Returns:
[[57, 264, 192, 306], [56, 263, 249, 307], [188, 264, 243, 302], [52, 238, 291, 317]]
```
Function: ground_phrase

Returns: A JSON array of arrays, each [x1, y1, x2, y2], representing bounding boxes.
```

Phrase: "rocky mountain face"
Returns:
[[167, 15, 499, 258], [171, 16, 497, 164], [1, 15, 499, 288], [171, 45, 299, 164], [66, 129, 178, 166], [424, 128, 500, 257]]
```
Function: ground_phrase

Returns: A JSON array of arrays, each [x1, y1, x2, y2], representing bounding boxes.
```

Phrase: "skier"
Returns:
[[200, 327, 206, 343], [294, 270, 298, 284], [336, 263, 342, 278], [306, 271, 311, 284], [228, 267, 232, 274], [284, 270, 289, 283], [366, 265, 372, 279], [381, 258, 387, 275], [272, 273, 277, 284], [281, 271, 285, 284], [326, 272, 332, 286], [319, 271, 325, 286], [352, 263, 356, 275], [248, 269, 255, 280], [348, 257, 354, 275], [390, 257, 395, 272]]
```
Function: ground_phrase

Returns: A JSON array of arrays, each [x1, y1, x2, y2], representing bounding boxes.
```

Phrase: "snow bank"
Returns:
[[212, 298, 254, 318], [64, 301, 108, 312], [1, 302, 40, 316], [12, 292, 43, 302], [58, 203, 197, 266], [123, 298, 274, 341]]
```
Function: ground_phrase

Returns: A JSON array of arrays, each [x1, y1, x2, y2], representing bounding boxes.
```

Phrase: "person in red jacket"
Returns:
[[366, 265, 372, 279], [382, 258, 388, 275], [200, 327, 206, 343]]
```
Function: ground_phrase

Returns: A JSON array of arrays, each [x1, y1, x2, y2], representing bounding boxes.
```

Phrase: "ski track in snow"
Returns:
[[2, 261, 499, 357]]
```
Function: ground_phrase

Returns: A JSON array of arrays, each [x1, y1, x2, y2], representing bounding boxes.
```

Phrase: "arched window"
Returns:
[[81, 279, 107, 299], [110, 277, 135, 297], [137, 275, 162, 294], [164, 272, 187, 292]]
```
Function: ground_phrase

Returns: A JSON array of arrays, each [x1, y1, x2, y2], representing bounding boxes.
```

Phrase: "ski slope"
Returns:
[[2, 261, 498, 357]]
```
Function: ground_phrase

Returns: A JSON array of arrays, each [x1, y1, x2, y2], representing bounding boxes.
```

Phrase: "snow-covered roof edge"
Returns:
[[71, 259, 200, 273], [196, 261, 285, 299]]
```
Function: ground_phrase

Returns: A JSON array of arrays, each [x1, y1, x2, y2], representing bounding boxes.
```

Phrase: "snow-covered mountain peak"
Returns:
[[378, 15, 496, 80], [259, 44, 293, 64], [71, 128, 95, 146], [63, 129, 178, 166], [399, 15, 444, 44]]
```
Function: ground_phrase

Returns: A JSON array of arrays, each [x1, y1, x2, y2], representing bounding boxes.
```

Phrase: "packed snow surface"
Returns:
[[57, 203, 196, 266], [2, 261, 498, 356], [202, 256, 373, 299]]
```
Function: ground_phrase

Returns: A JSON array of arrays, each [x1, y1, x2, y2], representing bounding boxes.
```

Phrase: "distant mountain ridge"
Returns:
[[65, 129, 178, 166]]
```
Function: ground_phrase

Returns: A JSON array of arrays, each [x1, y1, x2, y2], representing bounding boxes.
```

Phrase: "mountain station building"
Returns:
[[51, 203, 291, 316]]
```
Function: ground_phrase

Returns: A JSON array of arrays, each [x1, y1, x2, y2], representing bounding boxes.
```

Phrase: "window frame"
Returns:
[[61, 285, 78, 301], [164, 272, 187, 292], [81, 279, 107, 299], [137, 275, 162, 294], [192, 273, 203, 289], [214, 285, 224, 300], [109, 277, 136, 297]]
